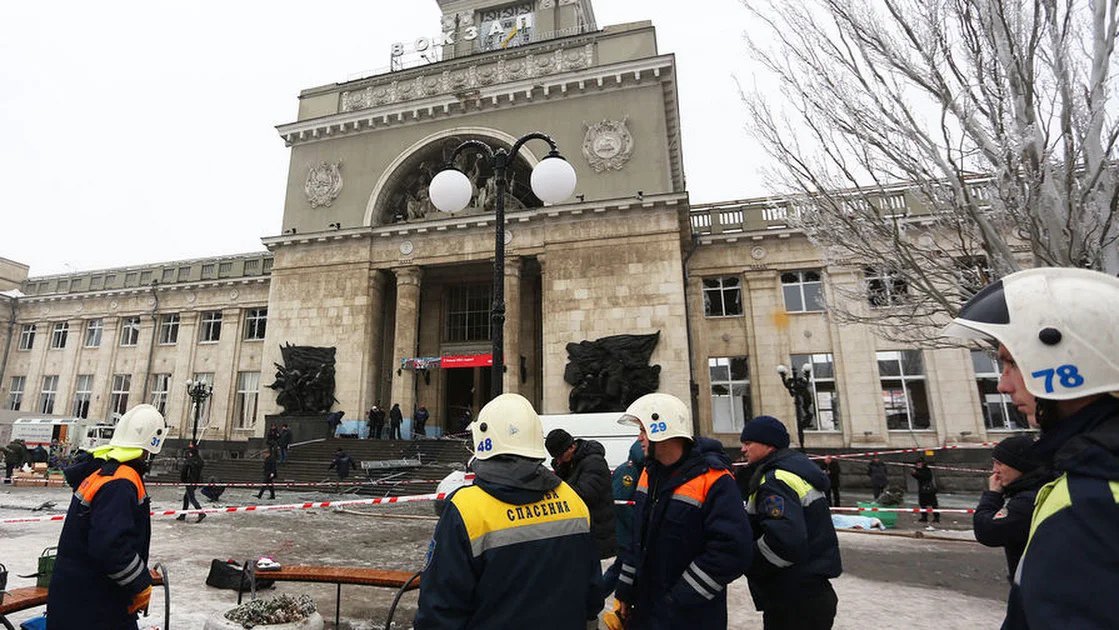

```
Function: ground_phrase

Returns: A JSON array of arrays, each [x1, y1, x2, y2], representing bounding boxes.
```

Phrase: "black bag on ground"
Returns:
[[204, 559, 274, 592]]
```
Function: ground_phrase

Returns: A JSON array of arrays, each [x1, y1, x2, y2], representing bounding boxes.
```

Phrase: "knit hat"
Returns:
[[739, 416, 790, 449], [992, 436, 1040, 473], [545, 428, 575, 458]]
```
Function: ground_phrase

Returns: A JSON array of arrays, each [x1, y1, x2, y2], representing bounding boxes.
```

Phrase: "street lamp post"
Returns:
[[429, 132, 577, 399], [777, 363, 815, 451], [185, 379, 213, 445]]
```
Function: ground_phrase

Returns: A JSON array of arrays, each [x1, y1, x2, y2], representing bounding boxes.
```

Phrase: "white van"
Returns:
[[539, 412, 640, 469], [11, 417, 114, 453]]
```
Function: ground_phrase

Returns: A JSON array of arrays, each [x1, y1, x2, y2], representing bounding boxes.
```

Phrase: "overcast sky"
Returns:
[[0, 1, 771, 277]]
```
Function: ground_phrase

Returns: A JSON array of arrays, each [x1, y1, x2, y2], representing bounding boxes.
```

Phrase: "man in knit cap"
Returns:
[[738, 415, 842, 630]]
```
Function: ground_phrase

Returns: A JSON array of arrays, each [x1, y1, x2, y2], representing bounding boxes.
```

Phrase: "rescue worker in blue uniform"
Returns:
[[737, 415, 842, 630], [944, 267, 1119, 629], [47, 404, 167, 629], [414, 393, 603, 629], [613, 393, 753, 629], [972, 435, 1047, 582]]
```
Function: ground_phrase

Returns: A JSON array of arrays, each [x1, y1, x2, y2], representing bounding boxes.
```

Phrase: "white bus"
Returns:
[[10, 417, 114, 453]]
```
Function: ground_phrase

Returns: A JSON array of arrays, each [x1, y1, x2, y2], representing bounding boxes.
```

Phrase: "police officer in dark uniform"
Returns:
[[738, 415, 842, 630], [944, 267, 1119, 629]]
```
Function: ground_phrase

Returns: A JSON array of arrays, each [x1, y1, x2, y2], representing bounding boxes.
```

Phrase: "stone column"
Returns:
[[503, 257, 523, 395], [389, 266, 423, 421], [363, 270, 389, 410]]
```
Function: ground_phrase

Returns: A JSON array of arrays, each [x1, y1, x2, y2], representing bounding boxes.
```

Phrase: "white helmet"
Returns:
[[942, 267, 1119, 400], [110, 404, 168, 455], [618, 393, 692, 442], [471, 393, 548, 460]]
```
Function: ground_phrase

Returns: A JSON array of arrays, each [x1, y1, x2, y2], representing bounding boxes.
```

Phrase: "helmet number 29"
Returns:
[[1030, 364, 1085, 393], [648, 421, 668, 434]]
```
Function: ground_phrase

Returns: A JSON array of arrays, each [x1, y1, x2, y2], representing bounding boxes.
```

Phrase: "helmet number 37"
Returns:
[[1031, 364, 1085, 394]]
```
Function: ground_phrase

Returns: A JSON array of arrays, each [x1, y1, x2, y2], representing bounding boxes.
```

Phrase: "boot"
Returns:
[[196, 513, 207, 523], [175, 514, 186, 522], [269, 493, 276, 500]]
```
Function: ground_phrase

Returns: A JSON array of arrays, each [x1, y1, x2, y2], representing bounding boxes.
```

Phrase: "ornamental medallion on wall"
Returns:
[[304, 161, 343, 208], [582, 118, 634, 173]]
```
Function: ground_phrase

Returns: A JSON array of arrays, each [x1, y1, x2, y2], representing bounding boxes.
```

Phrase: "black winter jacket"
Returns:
[[180, 452, 203, 484], [973, 468, 1047, 581], [47, 455, 152, 629], [739, 448, 843, 610], [554, 438, 616, 558], [867, 461, 888, 487]]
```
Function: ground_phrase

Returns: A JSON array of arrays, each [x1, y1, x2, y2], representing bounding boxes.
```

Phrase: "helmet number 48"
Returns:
[[476, 438, 493, 452], [648, 421, 668, 434], [1030, 364, 1085, 393]]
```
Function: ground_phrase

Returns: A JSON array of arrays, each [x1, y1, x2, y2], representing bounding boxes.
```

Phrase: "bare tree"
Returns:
[[741, 0, 1119, 343]]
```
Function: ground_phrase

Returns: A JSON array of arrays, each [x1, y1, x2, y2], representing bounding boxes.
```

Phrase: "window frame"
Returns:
[[39, 375, 59, 414], [877, 350, 932, 431], [120, 317, 141, 347], [235, 371, 260, 428], [790, 353, 841, 431], [18, 324, 36, 351], [865, 267, 909, 308], [158, 313, 180, 345], [7, 375, 26, 411], [971, 349, 1030, 431], [49, 322, 69, 350], [84, 318, 104, 348], [445, 284, 492, 343], [781, 270, 825, 313], [200, 311, 222, 343], [73, 374, 94, 418], [110, 374, 132, 419], [150, 373, 172, 415], [243, 308, 267, 341], [702, 276, 744, 318], [708, 356, 752, 434]]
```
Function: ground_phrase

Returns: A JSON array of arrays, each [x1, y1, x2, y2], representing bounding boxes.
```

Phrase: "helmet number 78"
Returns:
[[1030, 364, 1085, 394]]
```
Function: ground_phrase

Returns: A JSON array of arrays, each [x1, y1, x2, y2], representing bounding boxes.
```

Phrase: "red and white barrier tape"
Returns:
[[2, 474, 475, 490], [610, 499, 973, 514], [1, 491, 447, 525]]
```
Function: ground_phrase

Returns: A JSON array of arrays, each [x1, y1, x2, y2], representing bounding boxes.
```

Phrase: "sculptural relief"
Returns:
[[564, 332, 662, 413], [582, 118, 635, 173], [268, 344, 338, 415], [305, 161, 343, 208]]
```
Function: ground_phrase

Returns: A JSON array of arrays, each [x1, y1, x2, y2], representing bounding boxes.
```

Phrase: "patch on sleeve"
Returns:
[[423, 538, 436, 571], [622, 474, 634, 488], [763, 494, 785, 519], [993, 507, 1009, 520]]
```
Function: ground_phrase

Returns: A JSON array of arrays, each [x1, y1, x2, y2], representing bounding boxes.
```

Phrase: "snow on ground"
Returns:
[[2, 485, 1008, 629]]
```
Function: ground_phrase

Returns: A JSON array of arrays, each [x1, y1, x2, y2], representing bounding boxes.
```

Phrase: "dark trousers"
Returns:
[[279, 446, 288, 463], [182, 485, 201, 510], [389, 422, 401, 440], [828, 485, 841, 506], [763, 582, 837, 630], [257, 480, 275, 499], [872, 483, 886, 500], [371, 422, 384, 439], [918, 492, 940, 522]]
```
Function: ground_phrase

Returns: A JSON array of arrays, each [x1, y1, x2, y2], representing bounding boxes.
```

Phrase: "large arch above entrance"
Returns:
[[364, 127, 546, 227]]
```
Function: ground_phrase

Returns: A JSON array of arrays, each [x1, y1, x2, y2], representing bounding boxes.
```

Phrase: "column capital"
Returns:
[[394, 265, 423, 288], [504, 256, 523, 279]]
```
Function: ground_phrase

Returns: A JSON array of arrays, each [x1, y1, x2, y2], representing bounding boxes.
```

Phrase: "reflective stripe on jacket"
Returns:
[[415, 479, 602, 629], [48, 458, 152, 630], [615, 437, 753, 630]]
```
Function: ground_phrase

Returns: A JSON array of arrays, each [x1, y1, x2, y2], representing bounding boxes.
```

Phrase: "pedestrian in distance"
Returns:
[[388, 403, 403, 440], [413, 404, 430, 438], [367, 404, 384, 439], [973, 436, 1047, 581], [943, 267, 1119, 629], [177, 443, 206, 523], [277, 424, 292, 463], [46, 404, 167, 628], [546, 428, 617, 560], [819, 455, 841, 506], [414, 393, 603, 629], [614, 393, 754, 630], [866, 456, 889, 500], [256, 451, 277, 500], [266, 424, 281, 457], [328, 447, 355, 480], [911, 458, 940, 526], [738, 415, 842, 630]]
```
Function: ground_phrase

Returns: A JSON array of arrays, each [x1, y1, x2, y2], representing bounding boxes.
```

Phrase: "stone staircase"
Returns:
[[151, 437, 471, 497]]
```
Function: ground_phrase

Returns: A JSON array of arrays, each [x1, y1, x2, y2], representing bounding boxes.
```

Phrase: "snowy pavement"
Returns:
[[1, 484, 1008, 628]]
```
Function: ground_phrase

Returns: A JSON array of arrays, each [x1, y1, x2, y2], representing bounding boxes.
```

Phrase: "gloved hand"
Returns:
[[603, 599, 625, 630], [127, 585, 152, 615]]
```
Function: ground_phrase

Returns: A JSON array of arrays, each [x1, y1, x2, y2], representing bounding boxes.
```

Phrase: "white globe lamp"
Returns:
[[530, 154, 577, 204], [429, 168, 473, 213]]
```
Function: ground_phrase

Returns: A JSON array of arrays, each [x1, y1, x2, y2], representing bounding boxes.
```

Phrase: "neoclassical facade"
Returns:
[[0, 0, 1024, 448]]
